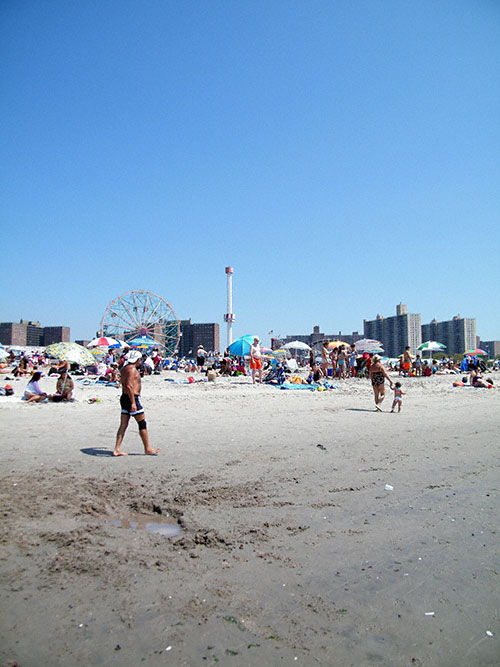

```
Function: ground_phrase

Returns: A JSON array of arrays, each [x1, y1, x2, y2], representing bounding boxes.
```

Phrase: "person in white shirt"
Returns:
[[23, 371, 48, 403]]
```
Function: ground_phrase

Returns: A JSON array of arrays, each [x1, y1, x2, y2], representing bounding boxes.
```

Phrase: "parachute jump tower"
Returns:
[[224, 266, 235, 348]]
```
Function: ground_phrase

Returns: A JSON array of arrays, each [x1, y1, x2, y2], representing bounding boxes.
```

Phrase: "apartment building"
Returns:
[[178, 320, 220, 356], [0, 320, 70, 346], [422, 315, 476, 355], [364, 303, 422, 357]]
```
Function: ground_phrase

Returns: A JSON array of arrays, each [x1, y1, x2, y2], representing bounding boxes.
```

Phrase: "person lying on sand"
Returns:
[[470, 369, 494, 389], [114, 350, 160, 457]]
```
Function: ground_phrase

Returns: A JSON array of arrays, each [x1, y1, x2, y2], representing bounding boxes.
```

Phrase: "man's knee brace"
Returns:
[[138, 420, 147, 431]]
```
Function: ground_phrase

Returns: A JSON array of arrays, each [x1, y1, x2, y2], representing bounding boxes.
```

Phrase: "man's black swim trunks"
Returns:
[[120, 394, 144, 415]]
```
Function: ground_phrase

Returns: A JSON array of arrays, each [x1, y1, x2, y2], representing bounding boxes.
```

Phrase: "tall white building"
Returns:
[[422, 315, 476, 355], [364, 303, 422, 357]]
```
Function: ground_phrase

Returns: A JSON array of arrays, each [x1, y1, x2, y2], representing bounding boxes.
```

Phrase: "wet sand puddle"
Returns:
[[110, 512, 182, 537]]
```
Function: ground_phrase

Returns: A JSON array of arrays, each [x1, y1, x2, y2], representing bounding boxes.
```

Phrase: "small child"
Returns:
[[391, 381, 406, 413], [310, 362, 324, 383]]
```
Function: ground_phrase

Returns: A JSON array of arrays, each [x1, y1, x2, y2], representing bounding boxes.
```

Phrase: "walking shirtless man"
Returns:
[[114, 350, 160, 457]]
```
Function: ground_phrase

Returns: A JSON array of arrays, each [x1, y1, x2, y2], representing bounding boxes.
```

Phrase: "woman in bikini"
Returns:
[[330, 347, 338, 378], [337, 346, 347, 379], [369, 354, 394, 411]]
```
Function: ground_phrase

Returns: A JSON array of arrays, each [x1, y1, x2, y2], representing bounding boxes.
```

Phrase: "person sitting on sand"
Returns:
[[106, 364, 119, 383], [220, 350, 232, 376], [13, 355, 30, 377], [50, 369, 74, 402], [369, 355, 394, 411], [23, 371, 48, 403], [114, 350, 160, 457], [307, 362, 324, 384], [206, 366, 217, 381], [96, 360, 108, 380], [422, 361, 432, 377], [390, 381, 406, 413]]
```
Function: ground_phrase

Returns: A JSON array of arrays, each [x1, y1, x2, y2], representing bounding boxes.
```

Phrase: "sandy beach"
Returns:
[[1, 371, 499, 666]]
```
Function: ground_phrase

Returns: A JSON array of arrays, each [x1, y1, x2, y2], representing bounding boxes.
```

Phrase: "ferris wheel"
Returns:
[[100, 290, 181, 356]]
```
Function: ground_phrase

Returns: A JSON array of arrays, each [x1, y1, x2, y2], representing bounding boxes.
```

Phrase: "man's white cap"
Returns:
[[124, 350, 142, 365]]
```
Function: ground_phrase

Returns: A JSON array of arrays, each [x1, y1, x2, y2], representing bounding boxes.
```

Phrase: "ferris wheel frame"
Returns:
[[100, 289, 181, 356]]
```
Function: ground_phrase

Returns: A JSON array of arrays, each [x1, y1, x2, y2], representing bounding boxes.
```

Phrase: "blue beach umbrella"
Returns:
[[228, 335, 257, 356]]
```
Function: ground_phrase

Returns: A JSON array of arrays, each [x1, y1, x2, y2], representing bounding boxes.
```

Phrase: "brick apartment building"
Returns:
[[0, 320, 70, 346], [275, 325, 362, 349], [178, 320, 220, 357]]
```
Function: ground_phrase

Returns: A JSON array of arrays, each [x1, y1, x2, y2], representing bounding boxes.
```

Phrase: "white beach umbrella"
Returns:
[[283, 341, 311, 351], [271, 348, 291, 359], [352, 339, 384, 353]]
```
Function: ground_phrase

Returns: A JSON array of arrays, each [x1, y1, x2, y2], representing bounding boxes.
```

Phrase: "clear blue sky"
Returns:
[[2, 0, 499, 345]]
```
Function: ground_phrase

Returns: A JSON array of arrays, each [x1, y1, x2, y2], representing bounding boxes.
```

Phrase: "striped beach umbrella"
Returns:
[[88, 336, 120, 348]]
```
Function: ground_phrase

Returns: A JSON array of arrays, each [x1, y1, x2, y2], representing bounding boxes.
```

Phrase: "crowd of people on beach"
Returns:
[[0, 339, 496, 456], [0, 340, 497, 413]]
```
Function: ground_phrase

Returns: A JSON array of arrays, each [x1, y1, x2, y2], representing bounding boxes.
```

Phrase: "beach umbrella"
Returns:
[[228, 335, 257, 356], [110, 339, 129, 349], [90, 347, 106, 357], [0, 348, 9, 359], [352, 339, 384, 353], [417, 340, 446, 360], [283, 340, 312, 351], [127, 335, 160, 349], [88, 336, 120, 348], [326, 340, 350, 349], [465, 348, 487, 356], [271, 348, 291, 359], [45, 342, 95, 366]]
